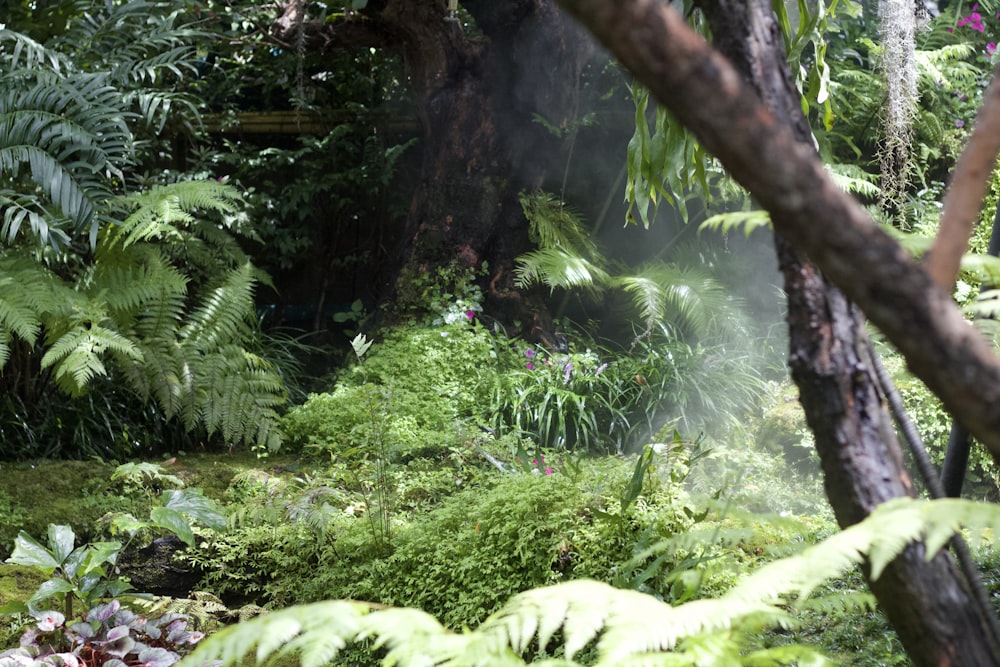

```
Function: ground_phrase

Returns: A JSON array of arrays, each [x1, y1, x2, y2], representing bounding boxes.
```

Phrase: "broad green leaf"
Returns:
[[162, 488, 226, 531], [47, 525, 76, 564], [0, 601, 28, 615], [150, 507, 196, 548], [79, 541, 123, 577], [7, 531, 60, 571], [28, 578, 74, 607]]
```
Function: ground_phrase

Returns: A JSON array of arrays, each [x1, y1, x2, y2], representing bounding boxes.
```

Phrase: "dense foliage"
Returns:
[[3, 0, 1000, 665]]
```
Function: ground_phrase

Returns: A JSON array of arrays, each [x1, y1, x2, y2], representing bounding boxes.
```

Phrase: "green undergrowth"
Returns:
[[0, 452, 305, 559], [0, 443, 935, 666]]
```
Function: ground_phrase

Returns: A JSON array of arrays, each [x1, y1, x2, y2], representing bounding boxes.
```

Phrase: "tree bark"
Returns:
[[598, 0, 999, 662], [275, 0, 592, 332]]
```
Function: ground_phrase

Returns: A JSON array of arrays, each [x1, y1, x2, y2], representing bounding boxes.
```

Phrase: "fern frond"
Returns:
[[915, 45, 980, 89], [41, 322, 143, 395], [519, 191, 599, 257], [798, 591, 877, 616], [698, 210, 772, 237], [0, 258, 59, 347], [827, 163, 881, 199], [90, 247, 190, 323], [180, 601, 369, 667], [514, 248, 609, 292], [614, 264, 732, 338], [181, 262, 256, 351], [107, 181, 242, 250], [193, 346, 286, 449]]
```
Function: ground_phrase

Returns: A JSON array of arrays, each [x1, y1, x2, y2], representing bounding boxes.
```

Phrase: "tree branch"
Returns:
[[555, 0, 1000, 465], [926, 64, 1000, 290], [271, 0, 390, 51]]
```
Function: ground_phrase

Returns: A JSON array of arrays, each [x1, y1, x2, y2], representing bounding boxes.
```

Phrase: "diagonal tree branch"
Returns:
[[555, 0, 1000, 467]]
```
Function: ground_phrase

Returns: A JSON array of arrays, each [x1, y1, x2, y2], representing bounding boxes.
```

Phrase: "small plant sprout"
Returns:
[[351, 333, 373, 360]]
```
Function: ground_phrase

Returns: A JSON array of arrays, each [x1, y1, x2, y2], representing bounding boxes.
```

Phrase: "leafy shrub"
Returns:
[[885, 351, 1000, 496], [0, 600, 205, 667], [190, 454, 701, 628], [282, 322, 498, 459], [482, 324, 764, 453]]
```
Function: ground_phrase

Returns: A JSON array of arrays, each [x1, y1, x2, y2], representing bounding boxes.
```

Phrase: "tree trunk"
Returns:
[[677, 0, 998, 662], [276, 0, 591, 332]]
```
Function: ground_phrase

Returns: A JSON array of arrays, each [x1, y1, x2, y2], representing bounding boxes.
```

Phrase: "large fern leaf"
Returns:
[[615, 264, 733, 339], [107, 181, 243, 250], [514, 247, 610, 292], [41, 322, 143, 395]]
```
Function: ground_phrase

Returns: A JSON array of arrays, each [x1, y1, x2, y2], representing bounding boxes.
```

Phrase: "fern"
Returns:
[[698, 210, 772, 237], [107, 181, 243, 250], [41, 322, 144, 395], [514, 248, 609, 291], [615, 264, 733, 339], [181, 498, 1000, 667]]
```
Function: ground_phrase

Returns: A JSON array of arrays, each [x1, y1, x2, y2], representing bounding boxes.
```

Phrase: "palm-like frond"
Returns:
[[0, 74, 132, 246], [514, 248, 609, 292], [183, 498, 999, 667], [50, 0, 205, 131], [519, 191, 600, 256], [0, 29, 71, 73], [615, 264, 733, 339]]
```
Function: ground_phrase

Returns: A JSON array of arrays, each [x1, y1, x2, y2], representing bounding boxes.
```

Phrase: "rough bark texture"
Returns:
[[275, 0, 592, 333], [611, 0, 998, 662], [554, 0, 1000, 470]]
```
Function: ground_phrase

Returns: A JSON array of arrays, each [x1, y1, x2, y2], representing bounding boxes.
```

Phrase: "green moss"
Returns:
[[0, 564, 46, 608]]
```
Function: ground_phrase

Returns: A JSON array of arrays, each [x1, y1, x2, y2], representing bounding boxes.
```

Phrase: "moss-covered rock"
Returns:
[[755, 383, 813, 469]]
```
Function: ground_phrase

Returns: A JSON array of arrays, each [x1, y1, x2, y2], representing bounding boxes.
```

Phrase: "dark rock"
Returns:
[[116, 536, 202, 598]]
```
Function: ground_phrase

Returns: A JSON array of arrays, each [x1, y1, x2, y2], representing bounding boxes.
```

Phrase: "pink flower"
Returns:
[[526, 361, 534, 370], [988, 42, 997, 54], [465, 310, 475, 320], [544, 467, 554, 475]]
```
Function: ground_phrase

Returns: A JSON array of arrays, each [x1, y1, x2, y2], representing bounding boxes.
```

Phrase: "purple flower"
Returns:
[[465, 310, 475, 320], [563, 363, 573, 384], [956, 119, 966, 128], [526, 362, 534, 370], [524, 348, 536, 358], [988, 42, 997, 54]]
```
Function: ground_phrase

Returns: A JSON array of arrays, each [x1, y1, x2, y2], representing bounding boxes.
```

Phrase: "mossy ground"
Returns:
[[0, 453, 306, 556]]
